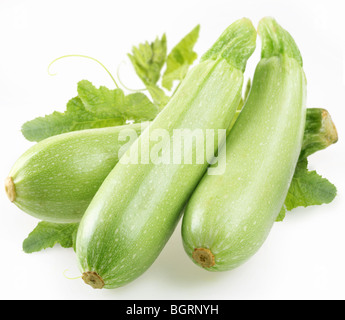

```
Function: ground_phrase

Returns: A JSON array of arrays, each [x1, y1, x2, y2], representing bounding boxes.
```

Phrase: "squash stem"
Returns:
[[192, 248, 215, 268], [299, 108, 338, 159], [82, 271, 105, 289], [5, 177, 16, 202], [321, 109, 338, 145]]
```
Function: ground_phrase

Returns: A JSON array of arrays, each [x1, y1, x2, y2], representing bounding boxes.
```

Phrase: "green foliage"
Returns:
[[278, 159, 337, 221], [22, 82, 158, 142], [128, 34, 169, 108], [23, 222, 79, 253], [128, 26, 200, 107], [162, 25, 200, 91]]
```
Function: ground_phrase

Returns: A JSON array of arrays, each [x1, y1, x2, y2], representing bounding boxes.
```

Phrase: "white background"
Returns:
[[1, 0, 344, 300]]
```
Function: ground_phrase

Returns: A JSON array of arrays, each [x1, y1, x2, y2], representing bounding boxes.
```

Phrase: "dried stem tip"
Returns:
[[5, 177, 16, 202], [192, 248, 215, 268], [322, 109, 338, 145], [82, 271, 105, 289]]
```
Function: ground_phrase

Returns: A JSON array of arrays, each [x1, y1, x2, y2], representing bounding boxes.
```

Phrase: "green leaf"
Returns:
[[128, 34, 167, 87], [284, 159, 337, 211], [146, 85, 170, 108], [277, 159, 337, 222], [123, 92, 160, 122], [23, 222, 79, 253], [162, 25, 200, 91], [21, 97, 124, 142], [22, 81, 159, 142], [78, 80, 159, 121], [77, 80, 125, 115], [128, 35, 170, 109], [65, 96, 124, 129]]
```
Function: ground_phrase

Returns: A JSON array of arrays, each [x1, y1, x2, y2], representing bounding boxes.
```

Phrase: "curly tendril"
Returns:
[[47, 54, 119, 88], [116, 60, 147, 92]]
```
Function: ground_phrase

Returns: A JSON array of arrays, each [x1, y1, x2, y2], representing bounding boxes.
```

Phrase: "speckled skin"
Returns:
[[8, 123, 144, 223], [182, 19, 307, 272], [76, 19, 257, 289]]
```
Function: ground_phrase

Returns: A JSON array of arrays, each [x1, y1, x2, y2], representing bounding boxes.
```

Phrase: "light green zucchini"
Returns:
[[6, 123, 147, 223], [5, 107, 335, 224], [76, 18, 257, 289], [182, 17, 307, 271]]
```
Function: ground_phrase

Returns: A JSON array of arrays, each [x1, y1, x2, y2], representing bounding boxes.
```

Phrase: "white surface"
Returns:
[[1, 0, 344, 300]]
